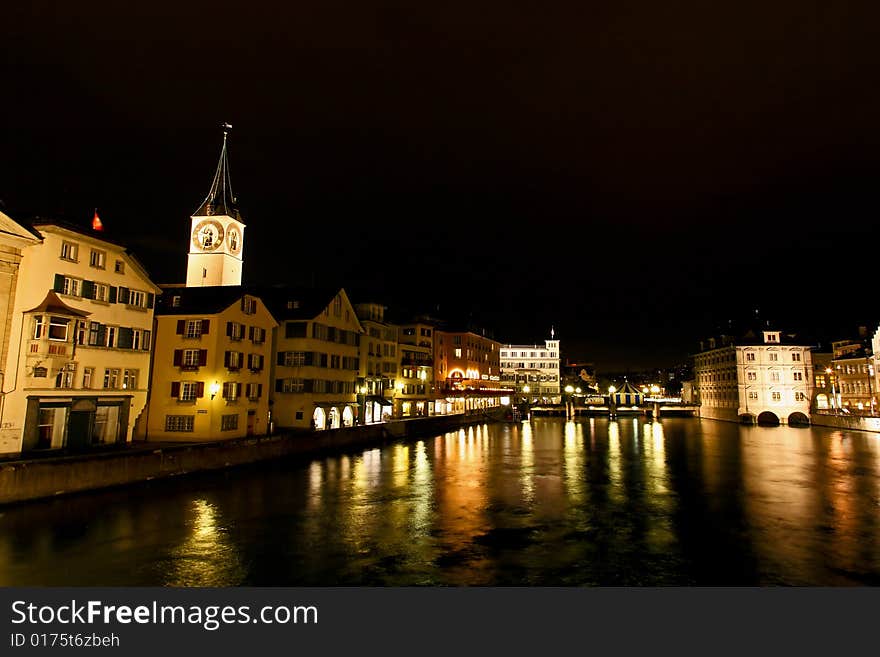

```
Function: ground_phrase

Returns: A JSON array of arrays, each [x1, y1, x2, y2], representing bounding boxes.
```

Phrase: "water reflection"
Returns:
[[0, 418, 878, 586]]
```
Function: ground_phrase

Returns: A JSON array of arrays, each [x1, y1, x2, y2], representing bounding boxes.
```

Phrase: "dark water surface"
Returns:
[[1, 417, 879, 586]]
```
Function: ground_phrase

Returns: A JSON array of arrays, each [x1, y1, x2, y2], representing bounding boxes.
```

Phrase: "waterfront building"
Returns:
[[266, 286, 363, 430], [0, 220, 160, 454], [141, 286, 277, 441], [396, 319, 437, 417], [874, 325, 880, 409], [810, 350, 835, 410], [0, 212, 41, 412], [500, 333, 561, 404], [353, 302, 396, 423], [693, 326, 813, 425], [186, 129, 245, 288], [830, 332, 875, 413], [435, 327, 506, 413]]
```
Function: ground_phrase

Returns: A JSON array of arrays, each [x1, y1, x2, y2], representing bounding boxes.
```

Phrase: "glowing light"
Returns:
[[565, 385, 574, 393], [608, 385, 617, 394], [522, 385, 530, 393], [209, 381, 220, 399]]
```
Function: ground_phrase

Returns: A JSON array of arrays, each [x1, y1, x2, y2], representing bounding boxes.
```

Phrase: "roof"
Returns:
[[253, 285, 345, 321], [193, 130, 240, 219], [24, 291, 91, 318], [0, 210, 41, 244], [156, 285, 252, 316], [613, 379, 642, 395]]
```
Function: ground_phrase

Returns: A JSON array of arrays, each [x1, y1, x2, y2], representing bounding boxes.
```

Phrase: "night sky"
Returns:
[[3, 2, 877, 370]]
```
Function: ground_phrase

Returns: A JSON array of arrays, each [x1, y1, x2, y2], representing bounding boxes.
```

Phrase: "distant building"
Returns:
[[693, 326, 813, 425], [435, 327, 506, 413], [267, 287, 363, 430], [500, 333, 561, 404], [397, 319, 437, 418], [353, 302, 397, 423], [0, 220, 160, 454], [830, 329, 875, 413]]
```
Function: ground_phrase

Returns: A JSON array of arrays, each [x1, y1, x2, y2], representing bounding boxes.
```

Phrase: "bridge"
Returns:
[[530, 397, 699, 418]]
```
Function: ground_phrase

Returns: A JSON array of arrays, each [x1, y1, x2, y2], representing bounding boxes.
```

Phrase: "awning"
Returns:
[[367, 396, 393, 406]]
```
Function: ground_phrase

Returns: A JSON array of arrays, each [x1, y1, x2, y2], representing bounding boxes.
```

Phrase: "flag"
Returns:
[[92, 209, 103, 231]]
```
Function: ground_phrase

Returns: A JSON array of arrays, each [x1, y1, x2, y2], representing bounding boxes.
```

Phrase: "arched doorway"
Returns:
[[329, 406, 340, 429], [342, 406, 354, 427], [788, 412, 810, 427], [313, 407, 327, 431], [739, 413, 756, 425], [815, 393, 829, 410], [757, 411, 780, 426]]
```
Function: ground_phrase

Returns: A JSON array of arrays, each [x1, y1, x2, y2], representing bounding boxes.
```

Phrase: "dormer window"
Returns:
[[764, 331, 780, 344]]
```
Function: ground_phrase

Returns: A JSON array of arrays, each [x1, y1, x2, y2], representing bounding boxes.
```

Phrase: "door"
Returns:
[[67, 410, 94, 451], [246, 410, 256, 436]]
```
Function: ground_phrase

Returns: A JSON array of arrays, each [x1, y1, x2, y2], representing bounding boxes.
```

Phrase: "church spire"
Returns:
[[194, 123, 238, 218]]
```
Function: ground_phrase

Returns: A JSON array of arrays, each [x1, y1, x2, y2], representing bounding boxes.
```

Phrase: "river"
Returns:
[[1, 417, 878, 585]]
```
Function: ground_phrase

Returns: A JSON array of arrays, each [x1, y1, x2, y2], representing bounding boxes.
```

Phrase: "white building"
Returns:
[[694, 328, 813, 425], [499, 333, 561, 404], [0, 221, 160, 454]]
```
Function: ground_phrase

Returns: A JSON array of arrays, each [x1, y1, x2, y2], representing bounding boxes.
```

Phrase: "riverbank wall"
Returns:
[[0, 412, 495, 506], [809, 413, 880, 434]]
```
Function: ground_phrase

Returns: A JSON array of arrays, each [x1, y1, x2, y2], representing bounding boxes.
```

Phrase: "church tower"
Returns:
[[186, 126, 245, 287]]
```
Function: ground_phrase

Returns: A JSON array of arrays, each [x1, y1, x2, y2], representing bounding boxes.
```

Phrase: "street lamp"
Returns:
[[564, 384, 575, 419], [825, 367, 836, 412]]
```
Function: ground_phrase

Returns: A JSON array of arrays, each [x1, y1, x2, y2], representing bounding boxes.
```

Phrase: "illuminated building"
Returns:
[[141, 287, 277, 440], [830, 330, 875, 412], [353, 302, 396, 423], [500, 332, 561, 404], [396, 319, 436, 417], [186, 128, 245, 287], [435, 327, 507, 413], [267, 287, 363, 430], [0, 220, 160, 454], [694, 326, 813, 425]]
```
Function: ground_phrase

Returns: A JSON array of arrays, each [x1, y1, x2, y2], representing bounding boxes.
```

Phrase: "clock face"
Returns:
[[192, 220, 225, 252], [227, 227, 241, 254]]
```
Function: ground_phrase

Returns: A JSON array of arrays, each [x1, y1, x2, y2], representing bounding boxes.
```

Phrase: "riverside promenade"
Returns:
[[0, 412, 495, 506]]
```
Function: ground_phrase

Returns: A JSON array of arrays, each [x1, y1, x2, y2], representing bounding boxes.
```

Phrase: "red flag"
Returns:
[[92, 209, 103, 231]]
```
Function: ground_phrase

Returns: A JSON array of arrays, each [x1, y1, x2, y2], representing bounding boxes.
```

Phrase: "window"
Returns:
[[62, 277, 80, 297], [250, 326, 266, 344], [333, 295, 342, 317], [48, 316, 70, 341], [103, 368, 120, 389], [248, 353, 264, 371], [171, 295, 181, 307], [122, 369, 138, 390], [114, 260, 125, 274], [284, 351, 306, 367], [280, 378, 304, 393], [222, 382, 239, 401], [180, 382, 199, 401], [83, 367, 94, 389], [182, 349, 200, 368], [769, 353, 778, 362], [228, 321, 245, 341], [793, 372, 803, 381], [771, 392, 782, 401], [185, 320, 203, 338], [132, 328, 150, 351], [225, 350, 243, 370], [792, 352, 801, 362], [747, 372, 757, 381], [746, 353, 755, 361], [33, 316, 45, 339], [246, 383, 262, 400], [748, 391, 759, 400], [60, 241, 79, 261], [129, 290, 145, 307], [221, 414, 239, 431], [454, 348, 462, 358], [795, 392, 806, 402], [55, 368, 75, 389], [242, 296, 257, 314], [93, 283, 109, 302], [771, 372, 780, 382], [105, 326, 117, 348], [165, 415, 194, 432], [89, 249, 106, 269]]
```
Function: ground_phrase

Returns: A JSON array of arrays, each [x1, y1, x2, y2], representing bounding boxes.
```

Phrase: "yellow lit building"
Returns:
[[396, 320, 437, 417], [0, 220, 160, 454], [266, 287, 364, 430], [353, 302, 396, 423], [435, 327, 507, 413], [142, 287, 277, 441]]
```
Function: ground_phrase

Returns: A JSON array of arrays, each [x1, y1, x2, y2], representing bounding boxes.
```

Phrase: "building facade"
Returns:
[[0, 222, 159, 454], [142, 287, 277, 441], [396, 320, 436, 417], [268, 287, 363, 430], [353, 302, 396, 423], [830, 337, 875, 413], [500, 336, 561, 404], [435, 328, 506, 413], [694, 328, 813, 425]]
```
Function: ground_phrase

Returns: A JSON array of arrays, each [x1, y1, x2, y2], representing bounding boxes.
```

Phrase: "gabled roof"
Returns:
[[254, 285, 345, 321], [0, 210, 41, 244], [24, 291, 91, 318], [193, 130, 240, 219]]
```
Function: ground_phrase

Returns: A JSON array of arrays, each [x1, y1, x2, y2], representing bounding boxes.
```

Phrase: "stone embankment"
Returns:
[[0, 412, 495, 505]]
